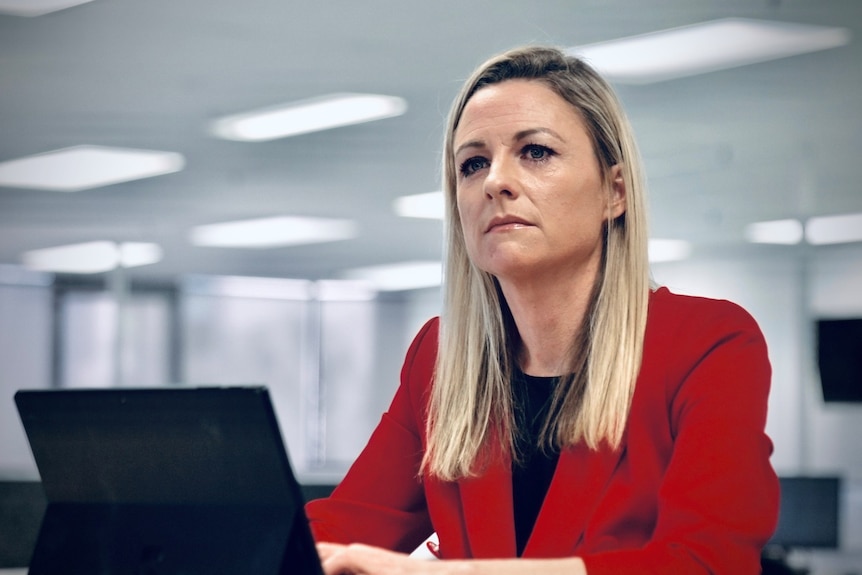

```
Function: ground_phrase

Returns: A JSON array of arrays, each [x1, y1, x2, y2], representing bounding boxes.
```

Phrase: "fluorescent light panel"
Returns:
[[745, 219, 804, 245], [343, 261, 442, 291], [648, 239, 692, 263], [119, 242, 163, 268], [183, 275, 314, 300], [181, 275, 378, 301], [315, 280, 377, 301], [22, 241, 162, 274], [806, 213, 862, 245], [0, 0, 92, 16], [568, 18, 851, 84], [210, 93, 407, 142], [394, 191, 445, 219], [0, 145, 185, 192], [190, 216, 358, 248]]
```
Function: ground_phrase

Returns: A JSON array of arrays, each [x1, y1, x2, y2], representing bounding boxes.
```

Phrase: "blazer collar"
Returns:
[[458, 437, 627, 558], [525, 441, 627, 557], [458, 441, 517, 557]]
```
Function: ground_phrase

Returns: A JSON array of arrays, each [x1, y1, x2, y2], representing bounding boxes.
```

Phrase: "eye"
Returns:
[[459, 156, 489, 177], [522, 144, 555, 162]]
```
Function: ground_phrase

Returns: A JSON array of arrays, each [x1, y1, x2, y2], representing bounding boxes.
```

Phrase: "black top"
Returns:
[[511, 370, 560, 556]]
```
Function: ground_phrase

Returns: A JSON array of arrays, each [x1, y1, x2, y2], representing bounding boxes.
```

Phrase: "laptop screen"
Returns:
[[15, 386, 323, 575]]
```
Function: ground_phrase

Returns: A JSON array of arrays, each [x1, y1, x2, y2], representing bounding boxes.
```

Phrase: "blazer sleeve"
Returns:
[[582, 297, 780, 574], [304, 317, 437, 554]]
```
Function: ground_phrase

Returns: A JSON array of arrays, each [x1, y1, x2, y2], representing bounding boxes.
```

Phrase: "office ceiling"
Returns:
[[1, 0, 860, 285]]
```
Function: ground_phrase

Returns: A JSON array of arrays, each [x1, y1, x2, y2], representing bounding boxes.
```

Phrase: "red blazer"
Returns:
[[306, 287, 780, 574]]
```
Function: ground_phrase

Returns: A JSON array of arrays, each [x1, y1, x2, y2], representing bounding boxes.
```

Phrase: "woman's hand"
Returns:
[[316, 542, 451, 575]]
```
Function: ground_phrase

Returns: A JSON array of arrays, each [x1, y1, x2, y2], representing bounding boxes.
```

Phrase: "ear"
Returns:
[[607, 163, 627, 220]]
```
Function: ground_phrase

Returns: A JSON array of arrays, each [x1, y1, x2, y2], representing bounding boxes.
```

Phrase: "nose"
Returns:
[[483, 156, 519, 200]]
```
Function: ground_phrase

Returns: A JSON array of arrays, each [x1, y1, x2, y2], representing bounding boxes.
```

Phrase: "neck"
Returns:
[[498, 267, 597, 377]]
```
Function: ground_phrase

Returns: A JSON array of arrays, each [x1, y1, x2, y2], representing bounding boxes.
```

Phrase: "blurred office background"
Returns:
[[1, 0, 861, 572]]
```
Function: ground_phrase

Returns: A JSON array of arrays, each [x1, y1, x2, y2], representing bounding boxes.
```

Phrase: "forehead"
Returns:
[[454, 79, 585, 143]]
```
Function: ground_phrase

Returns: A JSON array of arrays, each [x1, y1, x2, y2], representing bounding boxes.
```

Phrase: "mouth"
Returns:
[[485, 215, 533, 233]]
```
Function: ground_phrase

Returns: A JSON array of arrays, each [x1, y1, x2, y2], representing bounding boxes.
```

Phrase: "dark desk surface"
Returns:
[[0, 481, 46, 569]]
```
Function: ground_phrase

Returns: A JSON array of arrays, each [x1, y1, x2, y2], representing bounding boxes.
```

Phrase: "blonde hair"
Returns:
[[423, 46, 651, 480]]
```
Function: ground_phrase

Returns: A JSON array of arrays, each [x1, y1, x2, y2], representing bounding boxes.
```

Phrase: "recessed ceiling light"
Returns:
[[343, 261, 442, 291], [315, 280, 377, 301], [209, 93, 408, 142], [745, 219, 804, 245], [181, 275, 378, 301], [21, 241, 162, 274], [394, 191, 445, 219], [648, 239, 692, 262], [0, 0, 92, 16], [0, 145, 185, 192], [567, 18, 851, 84], [189, 216, 358, 248], [118, 242, 163, 268], [182, 275, 315, 301], [806, 213, 862, 245]]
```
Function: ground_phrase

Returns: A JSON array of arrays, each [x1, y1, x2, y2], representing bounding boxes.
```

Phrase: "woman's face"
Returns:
[[453, 79, 625, 286]]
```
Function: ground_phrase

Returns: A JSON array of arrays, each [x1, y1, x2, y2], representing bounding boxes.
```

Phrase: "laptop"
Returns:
[[14, 386, 324, 575]]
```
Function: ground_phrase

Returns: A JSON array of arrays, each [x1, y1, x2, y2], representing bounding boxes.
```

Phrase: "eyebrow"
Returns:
[[454, 127, 565, 157]]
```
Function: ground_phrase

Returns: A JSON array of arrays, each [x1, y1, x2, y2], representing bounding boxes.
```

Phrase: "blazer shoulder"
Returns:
[[649, 286, 762, 336], [398, 317, 440, 413]]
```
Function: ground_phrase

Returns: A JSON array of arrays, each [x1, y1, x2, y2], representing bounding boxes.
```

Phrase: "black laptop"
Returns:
[[14, 386, 324, 575]]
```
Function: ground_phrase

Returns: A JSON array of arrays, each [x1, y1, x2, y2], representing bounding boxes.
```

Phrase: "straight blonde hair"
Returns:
[[423, 46, 651, 480]]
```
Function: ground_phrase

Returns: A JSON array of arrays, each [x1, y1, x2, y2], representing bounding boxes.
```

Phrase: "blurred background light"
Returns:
[[393, 191, 445, 219], [0, 146, 185, 192], [568, 18, 851, 84], [209, 93, 408, 142], [118, 242, 163, 268], [806, 212, 862, 245], [343, 260, 442, 291], [648, 238, 692, 262], [22, 241, 163, 274], [0, 0, 93, 17], [745, 219, 804, 245], [189, 216, 358, 248], [181, 275, 315, 300], [314, 280, 377, 301]]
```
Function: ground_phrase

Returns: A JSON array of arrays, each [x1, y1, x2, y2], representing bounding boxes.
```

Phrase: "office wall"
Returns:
[[59, 290, 172, 388]]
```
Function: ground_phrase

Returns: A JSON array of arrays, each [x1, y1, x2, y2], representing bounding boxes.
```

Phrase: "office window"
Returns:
[[58, 288, 172, 388], [181, 292, 310, 468]]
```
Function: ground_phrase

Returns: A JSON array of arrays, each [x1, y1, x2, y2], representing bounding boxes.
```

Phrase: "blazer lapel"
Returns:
[[458, 448, 517, 558], [523, 439, 627, 557]]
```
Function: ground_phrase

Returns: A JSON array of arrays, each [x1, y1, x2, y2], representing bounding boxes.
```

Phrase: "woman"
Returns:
[[307, 45, 779, 574]]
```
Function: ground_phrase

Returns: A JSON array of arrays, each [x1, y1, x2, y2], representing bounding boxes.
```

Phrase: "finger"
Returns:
[[316, 542, 346, 562]]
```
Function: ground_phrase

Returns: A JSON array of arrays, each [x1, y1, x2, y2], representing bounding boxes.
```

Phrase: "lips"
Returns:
[[485, 214, 533, 233]]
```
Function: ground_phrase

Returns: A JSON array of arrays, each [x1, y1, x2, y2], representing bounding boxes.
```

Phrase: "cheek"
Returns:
[[456, 201, 484, 263], [455, 192, 479, 235]]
